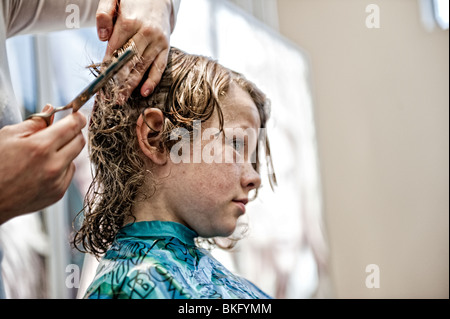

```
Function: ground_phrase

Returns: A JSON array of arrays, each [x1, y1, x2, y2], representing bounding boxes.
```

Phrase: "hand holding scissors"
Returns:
[[27, 46, 137, 126]]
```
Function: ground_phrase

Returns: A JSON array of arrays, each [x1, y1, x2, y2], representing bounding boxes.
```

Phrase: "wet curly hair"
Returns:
[[73, 47, 276, 258]]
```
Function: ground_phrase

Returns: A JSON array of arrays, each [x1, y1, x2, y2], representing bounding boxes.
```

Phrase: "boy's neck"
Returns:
[[126, 187, 185, 227]]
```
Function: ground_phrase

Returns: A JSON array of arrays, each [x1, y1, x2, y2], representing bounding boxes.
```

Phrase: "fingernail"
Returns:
[[42, 104, 51, 112], [143, 89, 151, 97], [98, 28, 109, 40]]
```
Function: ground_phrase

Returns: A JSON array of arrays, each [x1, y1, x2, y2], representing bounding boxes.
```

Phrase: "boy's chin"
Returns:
[[197, 222, 237, 239]]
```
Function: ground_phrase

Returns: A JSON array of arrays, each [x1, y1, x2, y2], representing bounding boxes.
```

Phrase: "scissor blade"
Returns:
[[70, 46, 136, 112]]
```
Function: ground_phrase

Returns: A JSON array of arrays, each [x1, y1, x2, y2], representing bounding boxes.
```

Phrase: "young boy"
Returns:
[[74, 47, 276, 299]]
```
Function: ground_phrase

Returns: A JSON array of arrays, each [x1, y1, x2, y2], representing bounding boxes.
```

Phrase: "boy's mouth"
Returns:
[[232, 198, 248, 214], [233, 198, 249, 205]]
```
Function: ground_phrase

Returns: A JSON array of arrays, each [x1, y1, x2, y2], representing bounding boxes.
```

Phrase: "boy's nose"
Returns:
[[241, 162, 262, 191]]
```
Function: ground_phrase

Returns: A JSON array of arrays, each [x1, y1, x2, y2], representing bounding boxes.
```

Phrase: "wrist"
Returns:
[[0, 208, 15, 225], [0, 191, 26, 225], [169, 0, 181, 33]]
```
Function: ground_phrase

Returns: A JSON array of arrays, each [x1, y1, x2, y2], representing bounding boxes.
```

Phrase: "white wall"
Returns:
[[278, 0, 449, 298]]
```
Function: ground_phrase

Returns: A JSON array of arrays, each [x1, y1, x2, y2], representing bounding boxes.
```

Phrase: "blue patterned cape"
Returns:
[[84, 221, 271, 299]]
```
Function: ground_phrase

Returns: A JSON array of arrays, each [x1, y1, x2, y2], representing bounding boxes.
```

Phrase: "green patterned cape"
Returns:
[[84, 221, 271, 299]]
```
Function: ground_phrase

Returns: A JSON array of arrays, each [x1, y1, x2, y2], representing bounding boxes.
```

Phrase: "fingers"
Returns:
[[33, 111, 87, 152], [141, 48, 169, 97], [103, 15, 136, 60], [96, 0, 118, 42], [59, 162, 77, 200], [113, 33, 149, 95], [115, 33, 169, 100], [40, 103, 55, 126], [41, 104, 52, 113], [19, 104, 54, 137], [56, 130, 86, 166], [0, 104, 87, 222], [35, 113, 86, 198], [115, 34, 157, 99], [45, 161, 77, 207], [99, 0, 173, 99], [56, 152, 79, 199]]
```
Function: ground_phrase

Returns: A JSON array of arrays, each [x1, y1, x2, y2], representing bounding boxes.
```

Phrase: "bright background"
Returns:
[[1, 0, 448, 299], [276, 0, 448, 298]]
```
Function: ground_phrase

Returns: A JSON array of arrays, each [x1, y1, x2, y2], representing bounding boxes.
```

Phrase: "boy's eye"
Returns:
[[232, 138, 245, 153]]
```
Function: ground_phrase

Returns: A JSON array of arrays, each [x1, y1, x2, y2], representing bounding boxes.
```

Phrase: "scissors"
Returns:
[[27, 46, 136, 126]]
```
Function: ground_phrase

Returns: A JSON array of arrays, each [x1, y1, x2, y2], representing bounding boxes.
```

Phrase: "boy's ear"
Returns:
[[136, 108, 167, 165]]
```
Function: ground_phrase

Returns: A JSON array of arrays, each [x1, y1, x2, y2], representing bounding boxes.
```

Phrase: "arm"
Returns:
[[4, 0, 99, 38]]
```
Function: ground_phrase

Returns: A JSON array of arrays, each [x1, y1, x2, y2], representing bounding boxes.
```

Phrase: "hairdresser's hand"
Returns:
[[96, 0, 175, 100], [0, 105, 86, 224]]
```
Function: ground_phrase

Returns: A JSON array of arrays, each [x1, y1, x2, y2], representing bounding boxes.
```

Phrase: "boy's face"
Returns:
[[162, 83, 262, 238]]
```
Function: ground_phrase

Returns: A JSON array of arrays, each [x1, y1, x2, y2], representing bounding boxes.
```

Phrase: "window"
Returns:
[[419, 0, 449, 31], [433, 0, 449, 30]]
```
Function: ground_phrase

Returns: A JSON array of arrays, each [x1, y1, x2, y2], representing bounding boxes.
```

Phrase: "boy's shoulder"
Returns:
[[84, 236, 198, 299], [84, 236, 272, 299]]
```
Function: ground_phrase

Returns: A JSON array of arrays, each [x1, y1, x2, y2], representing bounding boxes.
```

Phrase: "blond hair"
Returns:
[[73, 47, 275, 257]]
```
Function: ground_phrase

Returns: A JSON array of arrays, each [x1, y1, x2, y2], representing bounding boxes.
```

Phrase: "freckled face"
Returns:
[[163, 83, 262, 238]]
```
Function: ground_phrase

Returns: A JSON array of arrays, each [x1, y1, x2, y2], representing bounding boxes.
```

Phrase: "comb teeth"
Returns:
[[109, 39, 142, 81], [113, 39, 139, 62], [87, 39, 139, 73]]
